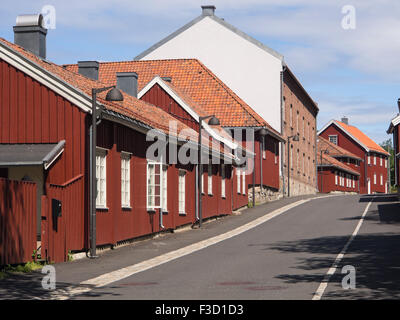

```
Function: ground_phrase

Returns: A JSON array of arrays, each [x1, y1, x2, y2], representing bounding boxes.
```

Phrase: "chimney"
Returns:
[[397, 98, 400, 112], [78, 61, 99, 80], [13, 14, 47, 59], [341, 116, 349, 125], [117, 72, 138, 97], [201, 5, 216, 16]]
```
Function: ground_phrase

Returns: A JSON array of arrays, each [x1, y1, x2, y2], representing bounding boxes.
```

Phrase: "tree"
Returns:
[[380, 139, 395, 187]]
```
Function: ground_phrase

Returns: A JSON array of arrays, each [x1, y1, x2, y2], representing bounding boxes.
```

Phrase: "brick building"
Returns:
[[282, 67, 319, 196]]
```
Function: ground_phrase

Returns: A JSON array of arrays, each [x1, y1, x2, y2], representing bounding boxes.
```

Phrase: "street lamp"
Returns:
[[287, 134, 299, 197], [198, 115, 220, 228], [319, 149, 329, 193], [89, 86, 123, 259]]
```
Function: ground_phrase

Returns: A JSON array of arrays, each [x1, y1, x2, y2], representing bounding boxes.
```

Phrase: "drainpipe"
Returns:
[[280, 66, 286, 197], [260, 136, 263, 194], [195, 164, 199, 221]]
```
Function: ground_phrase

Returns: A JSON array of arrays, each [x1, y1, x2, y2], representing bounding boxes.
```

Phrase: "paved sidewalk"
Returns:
[[0, 193, 333, 299]]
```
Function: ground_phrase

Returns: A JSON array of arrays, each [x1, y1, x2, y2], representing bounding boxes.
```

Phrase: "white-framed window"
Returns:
[[328, 135, 338, 145], [274, 142, 278, 164], [374, 173, 377, 185], [121, 152, 131, 208], [368, 155, 370, 165], [335, 171, 338, 185], [262, 137, 266, 160], [374, 155, 376, 165], [96, 148, 107, 208], [178, 170, 186, 214], [201, 171, 205, 194], [353, 179, 355, 189], [242, 170, 246, 195], [385, 158, 387, 168], [380, 156, 383, 166], [162, 165, 168, 211], [221, 164, 226, 198], [380, 174, 383, 185], [208, 164, 213, 195], [147, 162, 162, 210], [236, 168, 241, 194]]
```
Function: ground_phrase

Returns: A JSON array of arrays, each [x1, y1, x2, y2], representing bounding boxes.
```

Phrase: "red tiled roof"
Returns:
[[317, 136, 362, 161], [0, 38, 234, 158], [335, 120, 389, 155], [64, 59, 283, 139], [318, 152, 360, 176]]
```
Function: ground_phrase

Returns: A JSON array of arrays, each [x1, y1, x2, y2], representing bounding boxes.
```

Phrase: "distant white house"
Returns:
[[135, 5, 284, 134]]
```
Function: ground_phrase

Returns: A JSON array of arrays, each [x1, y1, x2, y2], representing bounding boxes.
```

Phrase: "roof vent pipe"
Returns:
[[78, 61, 99, 80], [201, 5, 216, 16], [116, 72, 138, 97], [13, 14, 47, 59], [341, 116, 349, 125], [161, 76, 172, 83]]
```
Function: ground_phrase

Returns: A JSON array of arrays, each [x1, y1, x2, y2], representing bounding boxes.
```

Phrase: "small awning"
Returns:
[[0, 140, 65, 170]]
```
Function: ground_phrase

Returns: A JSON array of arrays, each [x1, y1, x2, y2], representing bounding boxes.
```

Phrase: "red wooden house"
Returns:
[[65, 59, 285, 205], [319, 118, 390, 194], [387, 110, 400, 193], [317, 137, 360, 193], [0, 17, 240, 263]]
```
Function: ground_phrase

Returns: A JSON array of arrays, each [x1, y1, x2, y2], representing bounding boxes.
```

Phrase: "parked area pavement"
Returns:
[[0, 193, 399, 300]]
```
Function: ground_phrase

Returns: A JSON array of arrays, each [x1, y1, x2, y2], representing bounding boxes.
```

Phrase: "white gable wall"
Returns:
[[140, 16, 283, 133]]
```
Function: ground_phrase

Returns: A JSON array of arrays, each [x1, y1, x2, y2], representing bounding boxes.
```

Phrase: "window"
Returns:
[[353, 179, 355, 189], [385, 158, 387, 168], [221, 165, 226, 198], [178, 170, 186, 214], [147, 162, 162, 210], [380, 156, 383, 166], [162, 165, 168, 211], [201, 171, 205, 194], [236, 168, 241, 194], [335, 171, 338, 185], [262, 137, 266, 160], [374, 173, 377, 185], [121, 153, 131, 208], [274, 142, 278, 164], [374, 155, 376, 165], [328, 135, 338, 145], [368, 155, 371, 165], [380, 174, 383, 185], [290, 104, 293, 127], [96, 148, 107, 208], [242, 170, 246, 195], [208, 165, 213, 195]]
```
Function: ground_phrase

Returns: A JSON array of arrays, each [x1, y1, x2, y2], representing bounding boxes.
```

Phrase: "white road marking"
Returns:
[[50, 195, 338, 300], [312, 197, 374, 300]]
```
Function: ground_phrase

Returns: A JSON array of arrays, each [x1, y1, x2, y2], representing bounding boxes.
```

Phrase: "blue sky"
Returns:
[[1, 0, 399, 144]]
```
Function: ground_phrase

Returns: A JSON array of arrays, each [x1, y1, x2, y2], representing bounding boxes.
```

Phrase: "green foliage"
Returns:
[[247, 200, 254, 208], [380, 139, 395, 187], [67, 251, 74, 262]]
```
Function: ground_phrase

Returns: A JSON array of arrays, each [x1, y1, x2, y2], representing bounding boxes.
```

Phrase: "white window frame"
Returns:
[[121, 152, 131, 208], [374, 173, 377, 185], [335, 171, 338, 185], [385, 158, 387, 168], [380, 174, 383, 186], [242, 170, 246, 195], [221, 164, 226, 198], [368, 155, 371, 165], [178, 170, 186, 214], [96, 148, 107, 209], [208, 164, 213, 195], [201, 170, 205, 194], [328, 135, 338, 145], [380, 156, 383, 166], [236, 168, 241, 194], [374, 155, 376, 165], [147, 162, 162, 210], [162, 164, 168, 212]]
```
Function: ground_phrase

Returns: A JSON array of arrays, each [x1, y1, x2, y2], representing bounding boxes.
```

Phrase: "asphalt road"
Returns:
[[1, 193, 399, 300]]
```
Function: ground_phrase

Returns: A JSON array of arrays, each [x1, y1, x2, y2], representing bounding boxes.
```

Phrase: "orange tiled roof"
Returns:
[[318, 136, 362, 161], [318, 152, 360, 176], [335, 120, 389, 155], [64, 59, 282, 138], [0, 38, 235, 158]]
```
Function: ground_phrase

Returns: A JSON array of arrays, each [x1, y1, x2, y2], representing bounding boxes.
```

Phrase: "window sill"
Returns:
[[222, 196, 226, 199], [96, 207, 109, 212], [208, 193, 213, 196], [162, 210, 169, 214], [122, 206, 132, 211], [179, 212, 187, 216], [147, 209, 156, 213]]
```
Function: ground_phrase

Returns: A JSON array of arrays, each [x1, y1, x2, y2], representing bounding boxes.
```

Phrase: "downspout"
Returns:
[[281, 65, 286, 197], [252, 128, 256, 207], [315, 118, 318, 193], [195, 164, 199, 221], [260, 135, 264, 194]]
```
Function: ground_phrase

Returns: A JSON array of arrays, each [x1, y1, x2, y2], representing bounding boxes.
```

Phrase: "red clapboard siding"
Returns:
[[0, 178, 37, 265]]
